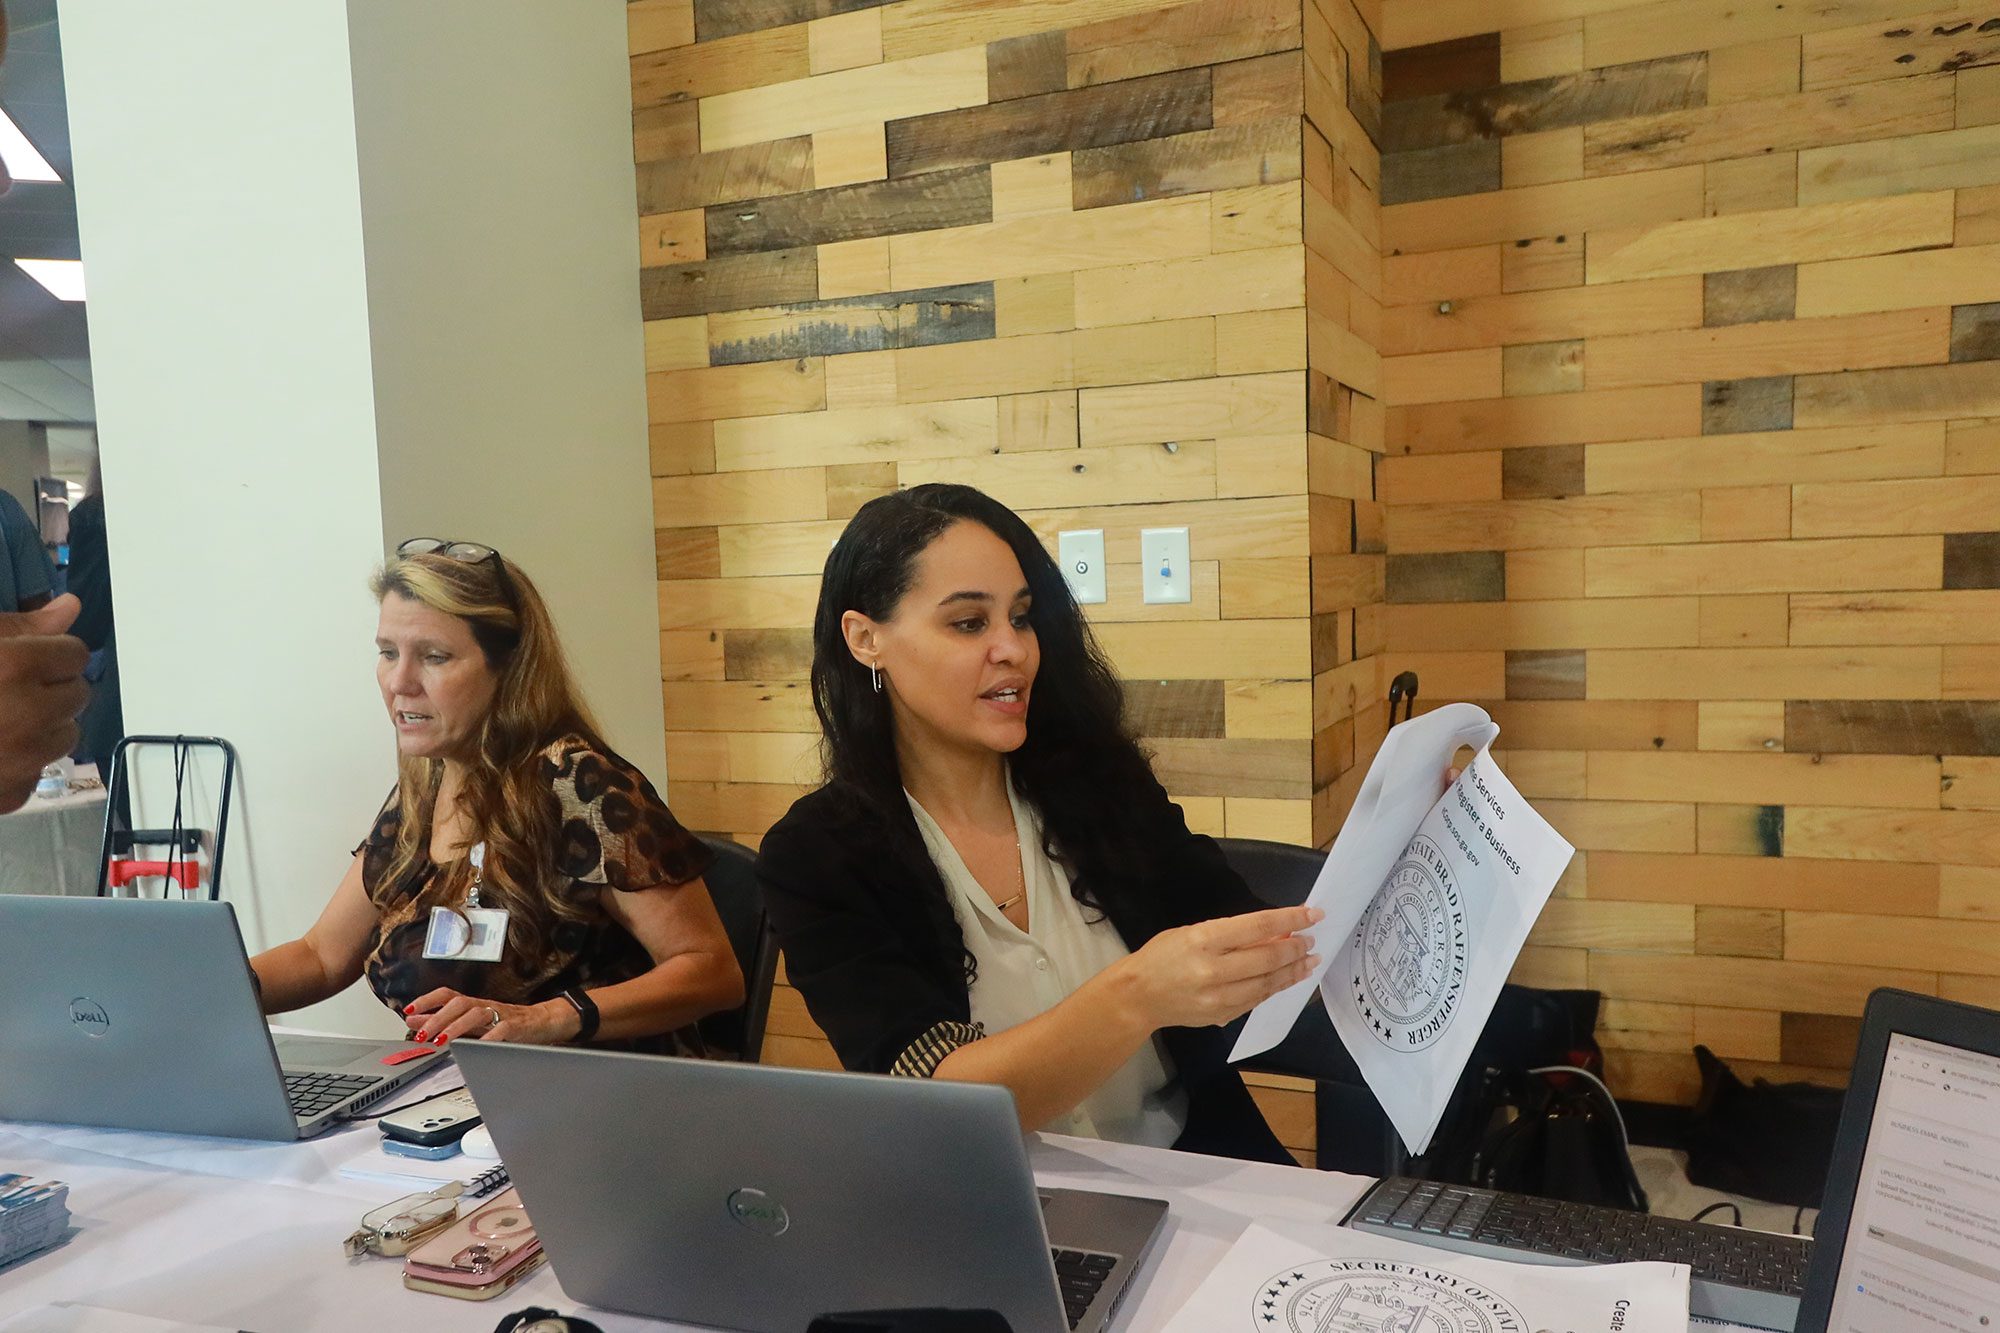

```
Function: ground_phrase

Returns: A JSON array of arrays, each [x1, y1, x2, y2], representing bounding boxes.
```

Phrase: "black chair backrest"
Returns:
[[1216, 836, 1325, 909], [696, 837, 779, 1063]]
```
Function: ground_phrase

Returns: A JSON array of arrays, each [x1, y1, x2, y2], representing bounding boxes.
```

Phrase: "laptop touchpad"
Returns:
[[273, 1036, 379, 1070]]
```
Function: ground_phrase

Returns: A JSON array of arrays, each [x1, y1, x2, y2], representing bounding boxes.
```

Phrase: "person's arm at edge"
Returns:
[[248, 853, 376, 1013]]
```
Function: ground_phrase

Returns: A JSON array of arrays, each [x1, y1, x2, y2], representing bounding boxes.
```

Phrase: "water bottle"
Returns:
[[33, 762, 64, 800]]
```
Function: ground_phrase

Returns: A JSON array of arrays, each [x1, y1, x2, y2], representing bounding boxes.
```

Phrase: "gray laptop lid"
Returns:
[[455, 1043, 1125, 1333], [0, 896, 430, 1140]]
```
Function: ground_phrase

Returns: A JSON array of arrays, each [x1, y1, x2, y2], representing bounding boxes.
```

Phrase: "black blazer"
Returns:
[[755, 778, 1291, 1164]]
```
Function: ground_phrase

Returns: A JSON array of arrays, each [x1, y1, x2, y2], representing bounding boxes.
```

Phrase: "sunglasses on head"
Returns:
[[396, 538, 518, 605]]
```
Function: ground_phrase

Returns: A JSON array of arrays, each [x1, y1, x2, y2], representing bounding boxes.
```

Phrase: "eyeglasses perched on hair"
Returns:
[[397, 538, 502, 565], [395, 537, 518, 605]]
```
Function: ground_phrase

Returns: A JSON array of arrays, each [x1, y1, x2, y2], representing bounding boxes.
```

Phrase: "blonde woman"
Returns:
[[251, 539, 743, 1052]]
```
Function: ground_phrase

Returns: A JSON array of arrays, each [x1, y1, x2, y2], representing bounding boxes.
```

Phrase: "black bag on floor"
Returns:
[[1418, 1064, 1649, 1212], [1682, 1045, 1843, 1209]]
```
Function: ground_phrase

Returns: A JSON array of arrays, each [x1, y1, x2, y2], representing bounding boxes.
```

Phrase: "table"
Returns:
[[0, 1070, 1751, 1332], [0, 773, 106, 899]]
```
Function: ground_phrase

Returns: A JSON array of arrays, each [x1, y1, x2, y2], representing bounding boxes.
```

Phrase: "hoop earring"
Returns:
[[870, 663, 881, 693]]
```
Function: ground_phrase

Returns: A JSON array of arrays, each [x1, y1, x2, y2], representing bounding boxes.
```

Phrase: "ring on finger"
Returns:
[[483, 1005, 502, 1032]]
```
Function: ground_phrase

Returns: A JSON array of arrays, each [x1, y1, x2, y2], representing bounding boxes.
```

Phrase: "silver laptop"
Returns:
[[0, 896, 444, 1140], [453, 1042, 1169, 1333]]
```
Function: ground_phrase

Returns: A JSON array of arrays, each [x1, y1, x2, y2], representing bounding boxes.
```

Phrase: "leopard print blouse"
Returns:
[[356, 736, 716, 1055]]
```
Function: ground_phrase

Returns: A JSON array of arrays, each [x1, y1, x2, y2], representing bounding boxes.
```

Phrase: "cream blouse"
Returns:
[[906, 780, 1189, 1148]]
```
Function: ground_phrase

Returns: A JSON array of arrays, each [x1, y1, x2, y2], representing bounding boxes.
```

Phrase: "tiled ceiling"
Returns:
[[0, 0, 91, 423]]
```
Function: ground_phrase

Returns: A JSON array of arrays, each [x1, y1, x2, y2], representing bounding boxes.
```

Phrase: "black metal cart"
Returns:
[[95, 735, 238, 901]]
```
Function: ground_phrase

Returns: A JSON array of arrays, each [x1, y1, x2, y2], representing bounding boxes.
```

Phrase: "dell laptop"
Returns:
[[0, 896, 442, 1140], [453, 1042, 1169, 1333]]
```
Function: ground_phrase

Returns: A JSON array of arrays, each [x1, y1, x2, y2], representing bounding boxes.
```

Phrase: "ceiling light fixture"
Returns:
[[0, 108, 60, 184], [15, 259, 84, 301]]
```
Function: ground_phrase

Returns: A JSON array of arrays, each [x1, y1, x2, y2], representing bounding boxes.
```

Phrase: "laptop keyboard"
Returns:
[[1348, 1177, 1810, 1330], [1053, 1247, 1117, 1329], [283, 1070, 381, 1120]]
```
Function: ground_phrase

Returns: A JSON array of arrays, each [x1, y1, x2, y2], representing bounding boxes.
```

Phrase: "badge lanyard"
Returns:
[[422, 841, 511, 963]]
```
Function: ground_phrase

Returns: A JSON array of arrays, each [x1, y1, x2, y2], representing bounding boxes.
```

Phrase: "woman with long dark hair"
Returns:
[[757, 484, 1320, 1162]]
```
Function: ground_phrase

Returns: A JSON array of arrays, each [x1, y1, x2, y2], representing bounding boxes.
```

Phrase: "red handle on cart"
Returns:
[[106, 859, 202, 891]]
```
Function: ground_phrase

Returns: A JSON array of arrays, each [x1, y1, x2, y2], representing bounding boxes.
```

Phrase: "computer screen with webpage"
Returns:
[[1825, 1032, 2000, 1333]]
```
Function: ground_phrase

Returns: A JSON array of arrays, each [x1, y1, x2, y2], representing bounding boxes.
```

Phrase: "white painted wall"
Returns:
[[63, 0, 392, 1033], [61, 0, 661, 1036], [346, 0, 665, 780]]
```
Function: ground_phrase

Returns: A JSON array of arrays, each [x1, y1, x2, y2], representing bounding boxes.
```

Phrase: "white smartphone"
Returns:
[[379, 1085, 481, 1147]]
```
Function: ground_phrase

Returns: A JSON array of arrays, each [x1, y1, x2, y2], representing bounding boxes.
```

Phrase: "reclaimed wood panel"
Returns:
[[698, 47, 989, 152], [1067, 0, 1304, 87], [1382, 52, 1705, 152], [637, 138, 814, 215], [703, 167, 992, 255], [1585, 191, 1956, 284], [705, 283, 995, 365], [1382, 275, 1702, 355], [640, 248, 819, 320], [1802, 5, 2000, 88], [1070, 119, 1303, 210], [1799, 119, 2000, 201], [886, 67, 1211, 178], [1584, 309, 1950, 389], [1383, 163, 1703, 249], [1582, 74, 1957, 175], [1585, 423, 1946, 493]]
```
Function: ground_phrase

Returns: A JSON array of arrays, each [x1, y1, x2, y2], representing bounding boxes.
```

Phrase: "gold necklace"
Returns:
[[995, 833, 1026, 913]]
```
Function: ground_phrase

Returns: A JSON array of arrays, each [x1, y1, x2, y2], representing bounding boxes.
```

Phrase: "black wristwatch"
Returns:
[[558, 987, 600, 1044]]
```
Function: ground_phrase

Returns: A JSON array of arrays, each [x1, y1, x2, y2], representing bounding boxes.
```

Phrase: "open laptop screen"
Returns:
[[1821, 1032, 2000, 1333]]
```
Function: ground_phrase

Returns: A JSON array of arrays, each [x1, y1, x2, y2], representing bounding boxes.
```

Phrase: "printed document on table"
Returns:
[[1228, 702, 1575, 1155], [1161, 1220, 1690, 1333]]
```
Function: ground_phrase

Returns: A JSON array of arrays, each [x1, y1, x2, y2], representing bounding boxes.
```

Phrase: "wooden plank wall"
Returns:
[[628, 0, 1388, 1159], [1377, 0, 2000, 1104]]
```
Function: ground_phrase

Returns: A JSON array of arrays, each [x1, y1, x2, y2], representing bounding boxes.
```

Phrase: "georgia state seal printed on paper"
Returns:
[[1349, 833, 1469, 1052], [1250, 1258, 1527, 1332]]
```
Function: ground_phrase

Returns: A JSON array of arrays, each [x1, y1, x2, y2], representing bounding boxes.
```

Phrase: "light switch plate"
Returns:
[[1140, 526, 1191, 604], [1058, 528, 1106, 604]]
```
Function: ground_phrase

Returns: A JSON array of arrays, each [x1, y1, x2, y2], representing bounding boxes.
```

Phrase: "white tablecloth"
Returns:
[[0, 1067, 1753, 1332], [0, 780, 106, 899]]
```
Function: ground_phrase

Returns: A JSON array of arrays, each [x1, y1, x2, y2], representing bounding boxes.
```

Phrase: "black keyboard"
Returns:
[[282, 1070, 381, 1120], [1345, 1177, 1810, 1331], [1052, 1247, 1117, 1330]]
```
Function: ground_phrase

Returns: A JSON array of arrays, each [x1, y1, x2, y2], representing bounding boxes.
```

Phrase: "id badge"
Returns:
[[422, 906, 511, 962]]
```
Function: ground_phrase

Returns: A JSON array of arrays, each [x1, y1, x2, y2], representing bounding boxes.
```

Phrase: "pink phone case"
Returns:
[[402, 1188, 544, 1300]]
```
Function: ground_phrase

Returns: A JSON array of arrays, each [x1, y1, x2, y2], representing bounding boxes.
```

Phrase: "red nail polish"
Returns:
[[402, 1004, 414, 1014], [437, 1033, 449, 1045]]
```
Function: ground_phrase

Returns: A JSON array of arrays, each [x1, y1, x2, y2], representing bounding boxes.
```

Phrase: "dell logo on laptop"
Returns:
[[726, 1188, 790, 1236], [68, 997, 111, 1036]]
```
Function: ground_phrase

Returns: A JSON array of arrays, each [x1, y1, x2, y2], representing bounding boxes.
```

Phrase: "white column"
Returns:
[[61, 0, 660, 1036]]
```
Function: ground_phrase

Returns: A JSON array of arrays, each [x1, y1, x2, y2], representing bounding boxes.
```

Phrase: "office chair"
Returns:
[[696, 837, 780, 1063], [1218, 836, 1402, 1173]]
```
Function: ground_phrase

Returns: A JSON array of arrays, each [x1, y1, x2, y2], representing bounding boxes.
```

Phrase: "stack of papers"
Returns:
[[0, 1174, 70, 1267]]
